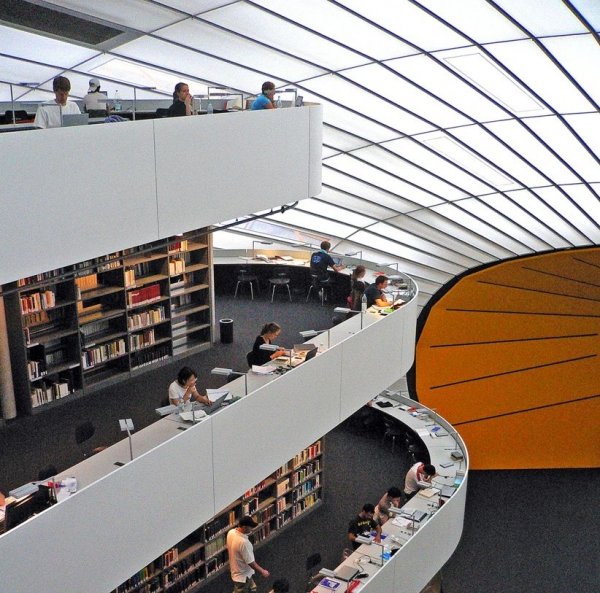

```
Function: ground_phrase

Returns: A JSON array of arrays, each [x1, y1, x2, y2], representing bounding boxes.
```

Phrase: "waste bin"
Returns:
[[219, 318, 233, 344]]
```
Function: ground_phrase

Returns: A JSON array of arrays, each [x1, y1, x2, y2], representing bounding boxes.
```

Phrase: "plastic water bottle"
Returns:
[[361, 293, 367, 313], [382, 545, 391, 562], [114, 90, 122, 112], [207, 101, 214, 114], [276, 95, 282, 108]]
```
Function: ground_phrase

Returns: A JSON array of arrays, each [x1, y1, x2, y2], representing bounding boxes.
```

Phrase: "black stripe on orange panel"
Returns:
[[429, 353, 597, 390], [445, 308, 600, 318], [475, 280, 600, 303], [452, 392, 600, 426], [572, 256, 600, 270], [429, 332, 598, 348], [520, 266, 600, 288]]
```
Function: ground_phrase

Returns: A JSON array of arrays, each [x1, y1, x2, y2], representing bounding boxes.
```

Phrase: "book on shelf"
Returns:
[[20, 289, 56, 314], [168, 259, 185, 275], [127, 284, 161, 306]]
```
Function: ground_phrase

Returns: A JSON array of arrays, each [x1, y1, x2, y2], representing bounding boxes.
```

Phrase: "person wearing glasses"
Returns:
[[248, 322, 286, 366], [250, 81, 276, 110]]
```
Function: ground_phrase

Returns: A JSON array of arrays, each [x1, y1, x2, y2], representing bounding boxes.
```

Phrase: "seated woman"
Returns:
[[167, 82, 193, 117], [250, 81, 276, 110], [349, 264, 368, 310], [248, 322, 286, 366], [168, 366, 210, 407]]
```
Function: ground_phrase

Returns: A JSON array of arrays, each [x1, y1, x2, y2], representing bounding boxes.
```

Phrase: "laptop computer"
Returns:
[[62, 113, 89, 127], [201, 392, 229, 415]]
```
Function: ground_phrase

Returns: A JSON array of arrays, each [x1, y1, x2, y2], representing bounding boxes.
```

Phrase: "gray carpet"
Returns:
[[1, 294, 598, 593]]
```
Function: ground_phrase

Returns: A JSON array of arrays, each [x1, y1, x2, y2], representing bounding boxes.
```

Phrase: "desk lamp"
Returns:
[[211, 367, 248, 396], [299, 329, 330, 349], [260, 343, 292, 368], [334, 306, 365, 330], [119, 418, 135, 461], [253, 240, 273, 259], [376, 262, 400, 272]]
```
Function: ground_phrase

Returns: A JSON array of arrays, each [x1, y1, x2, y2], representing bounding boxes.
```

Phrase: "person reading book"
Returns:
[[363, 275, 389, 308], [248, 322, 286, 366], [168, 366, 210, 407]]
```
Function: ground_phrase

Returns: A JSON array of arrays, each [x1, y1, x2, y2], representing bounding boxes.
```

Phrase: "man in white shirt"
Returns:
[[226, 515, 270, 593], [34, 76, 81, 129], [404, 462, 437, 501]]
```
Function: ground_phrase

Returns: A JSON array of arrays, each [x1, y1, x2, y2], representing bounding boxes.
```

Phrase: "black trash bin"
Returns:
[[219, 318, 233, 344]]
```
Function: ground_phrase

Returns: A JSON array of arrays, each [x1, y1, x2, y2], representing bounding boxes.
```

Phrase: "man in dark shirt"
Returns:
[[348, 503, 381, 550], [310, 241, 344, 282], [364, 275, 389, 307]]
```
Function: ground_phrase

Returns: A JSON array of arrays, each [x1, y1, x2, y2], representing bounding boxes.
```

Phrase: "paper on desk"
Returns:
[[418, 487, 440, 498], [179, 410, 207, 422], [206, 388, 230, 402], [416, 428, 430, 438], [252, 365, 276, 374], [391, 517, 420, 531]]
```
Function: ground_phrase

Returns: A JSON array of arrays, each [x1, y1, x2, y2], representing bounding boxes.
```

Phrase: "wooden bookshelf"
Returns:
[[111, 441, 323, 593], [3, 228, 213, 416]]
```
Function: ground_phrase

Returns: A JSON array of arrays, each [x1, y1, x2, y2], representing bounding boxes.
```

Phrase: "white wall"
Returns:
[[0, 299, 419, 593], [0, 106, 322, 285]]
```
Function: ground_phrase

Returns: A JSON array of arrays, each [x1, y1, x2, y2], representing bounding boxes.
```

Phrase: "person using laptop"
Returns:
[[363, 275, 389, 308], [167, 82, 193, 117], [83, 78, 108, 117], [34, 76, 81, 129], [168, 366, 210, 407], [348, 503, 381, 550], [374, 486, 403, 525], [226, 515, 270, 592], [248, 322, 286, 367], [404, 462, 437, 501], [250, 81, 277, 110]]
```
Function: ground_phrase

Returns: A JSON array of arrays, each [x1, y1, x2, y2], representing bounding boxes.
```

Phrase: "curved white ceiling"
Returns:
[[2, 0, 600, 306]]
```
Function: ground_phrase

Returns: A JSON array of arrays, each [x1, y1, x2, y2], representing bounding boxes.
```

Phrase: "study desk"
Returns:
[[311, 393, 468, 593]]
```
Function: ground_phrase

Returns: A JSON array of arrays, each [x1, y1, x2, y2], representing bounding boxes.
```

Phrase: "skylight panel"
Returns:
[[157, 19, 325, 82], [336, 0, 468, 52], [564, 113, 600, 163], [353, 144, 468, 201], [418, 0, 526, 44], [386, 54, 508, 123], [296, 199, 374, 228], [45, 0, 183, 32], [480, 193, 571, 249], [343, 62, 470, 129], [541, 35, 600, 108], [533, 187, 600, 245], [431, 202, 531, 255], [302, 75, 435, 136], [252, 0, 414, 61], [560, 185, 600, 244], [319, 188, 398, 219], [481, 120, 580, 185], [0, 57, 60, 97], [267, 209, 356, 238], [202, 2, 367, 70], [439, 47, 545, 114], [384, 136, 495, 197], [570, 0, 600, 29], [523, 116, 600, 182], [494, 0, 587, 36], [325, 154, 444, 208], [322, 125, 372, 153], [486, 39, 594, 113]]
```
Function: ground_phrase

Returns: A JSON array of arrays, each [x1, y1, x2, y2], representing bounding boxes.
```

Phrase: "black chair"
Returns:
[[246, 351, 254, 368], [234, 269, 259, 300], [306, 274, 331, 305], [305, 552, 322, 592], [382, 418, 405, 453], [37, 465, 58, 481], [75, 421, 96, 458], [4, 109, 29, 124], [156, 108, 170, 118], [268, 269, 291, 302]]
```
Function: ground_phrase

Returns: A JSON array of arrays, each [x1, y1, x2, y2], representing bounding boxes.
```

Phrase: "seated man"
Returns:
[[347, 503, 381, 550], [34, 76, 81, 129], [404, 462, 437, 501], [363, 275, 389, 308], [374, 486, 403, 525], [309, 241, 344, 293]]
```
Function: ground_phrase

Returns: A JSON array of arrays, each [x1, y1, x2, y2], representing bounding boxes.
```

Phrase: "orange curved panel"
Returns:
[[416, 247, 600, 469]]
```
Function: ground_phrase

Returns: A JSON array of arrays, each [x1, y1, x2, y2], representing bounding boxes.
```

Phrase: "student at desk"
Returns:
[[248, 323, 286, 366], [363, 275, 389, 308], [348, 503, 381, 550], [404, 462, 437, 501], [167, 82, 193, 117], [250, 81, 276, 110], [310, 241, 344, 295], [168, 367, 210, 407], [374, 486, 403, 525], [83, 78, 108, 116], [34, 76, 81, 129], [349, 264, 368, 310]]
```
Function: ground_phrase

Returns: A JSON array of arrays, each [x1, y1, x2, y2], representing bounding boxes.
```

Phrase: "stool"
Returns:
[[269, 271, 292, 302], [382, 418, 404, 453], [234, 269, 259, 300], [306, 274, 331, 305]]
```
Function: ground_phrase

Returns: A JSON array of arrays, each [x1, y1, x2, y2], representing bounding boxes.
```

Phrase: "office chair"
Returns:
[[268, 269, 292, 302], [37, 465, 58, 481], [234, 269, 259, 300], [75, 421, 96, 458], [246, 351, 254, 368], [382, 418, 405, 454], [4, 109, 29, 123], [155, 108, 170, 118], [305, 552, 322, 592]]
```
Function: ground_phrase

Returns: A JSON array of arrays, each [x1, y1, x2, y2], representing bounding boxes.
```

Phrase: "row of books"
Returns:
[[113, 560, 161, 593], [127, 284, 161, 306], [27, 359, 46, 381], [257, 502, 276, 524], [292, 442, 322, 468], [168, 258, 185, 276], [130, 344, 170, 370], [291, 477, 320, 503], [244, 478, 269, 499], [46, 349, 68, 367], [276, 508, 293, 529], [129, 329, 156, 351], [291, 460, 321, 487], [162, 548, 178, 568], [204, 533, 226, 559], [276, 478, 290, 497], [253, 522, 272, 544], [128, 306, 166, 330], [82, 339, 127, 369], [242, 496, 259, 516], [18, 268, 65, 286], [31, 379, 71, 407], [205, 510, 235, 541], [23, 310, 51, 329], [79, 318, 111, 337], [292, 492, 319, 519], [276, 497, 289, 514], [20, 289, 56, 313], [168, 240, 188, 253], [163, 565, 203, 591], [75, 273, 99, 294], [124, 268, 136, 287]]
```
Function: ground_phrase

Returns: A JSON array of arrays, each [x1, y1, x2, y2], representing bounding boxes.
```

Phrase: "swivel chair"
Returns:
[[382, 418, 405, 454], [75, 421, 96, 458]]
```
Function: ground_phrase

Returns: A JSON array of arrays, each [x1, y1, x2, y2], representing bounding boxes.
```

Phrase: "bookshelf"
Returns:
[[112, 441, 323, 593], [3, 229, 213, 416]]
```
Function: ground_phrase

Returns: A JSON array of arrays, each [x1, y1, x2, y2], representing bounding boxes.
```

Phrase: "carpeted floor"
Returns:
[[1, 294, 598, 593]]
